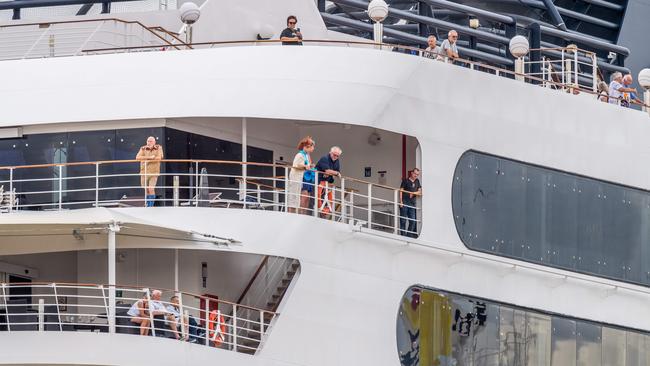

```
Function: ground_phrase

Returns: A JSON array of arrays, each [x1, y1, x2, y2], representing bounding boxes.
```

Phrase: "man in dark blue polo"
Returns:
[[315, 146, 342, 217], [400, 168, 421, 237], [280, 15, 303, 45]]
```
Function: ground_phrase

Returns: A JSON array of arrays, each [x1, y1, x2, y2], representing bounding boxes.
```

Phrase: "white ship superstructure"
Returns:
[[0, 0, 650, 365]]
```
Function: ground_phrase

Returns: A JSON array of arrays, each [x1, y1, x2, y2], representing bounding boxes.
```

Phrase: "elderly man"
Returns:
[[623, 74, 643, 106], [424, 35, 442, 60], [315, 146, 342, 218], [440, 30, 459, 59], [608, 72, 637, 106], [136, 136, 163, 207], [149, 290, 181, 340]]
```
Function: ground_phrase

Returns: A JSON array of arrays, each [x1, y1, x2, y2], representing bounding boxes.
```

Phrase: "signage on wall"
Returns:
[[364, 167, 371, 177]]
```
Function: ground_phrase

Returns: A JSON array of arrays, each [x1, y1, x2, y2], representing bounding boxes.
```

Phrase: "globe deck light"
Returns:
[[639, 68, 650, 115], [367, 0, 388, 47], [179, 2, 200, 44], [509, 35, 529, 82]]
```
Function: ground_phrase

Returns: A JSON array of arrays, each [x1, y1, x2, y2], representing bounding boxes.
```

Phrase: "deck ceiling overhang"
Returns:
[[0, 208, 238, 255]]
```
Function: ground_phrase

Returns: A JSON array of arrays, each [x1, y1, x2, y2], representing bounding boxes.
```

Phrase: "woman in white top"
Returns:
[[288, 136, 315, 214], [127, 294, 151, 336]]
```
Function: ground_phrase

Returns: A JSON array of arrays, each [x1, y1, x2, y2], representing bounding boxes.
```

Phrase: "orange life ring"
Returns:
[[208, 310, 226, 346]]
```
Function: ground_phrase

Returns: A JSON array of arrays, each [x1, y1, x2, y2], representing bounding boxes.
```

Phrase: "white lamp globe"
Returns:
[[638, 68, 650, 90], [509, 35, 530, 58], [179, 2, 200, 25], [367, 0, 389, 23]]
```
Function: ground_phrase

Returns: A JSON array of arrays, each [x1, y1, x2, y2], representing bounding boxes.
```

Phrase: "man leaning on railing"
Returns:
[[315, 146, 342, 219], [136, 136, 164, 207]]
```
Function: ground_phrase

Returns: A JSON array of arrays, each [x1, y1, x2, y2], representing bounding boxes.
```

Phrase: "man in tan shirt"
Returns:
[[135, 136, 164, 207]]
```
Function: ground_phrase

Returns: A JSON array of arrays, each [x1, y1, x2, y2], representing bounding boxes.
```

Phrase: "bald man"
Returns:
[[440, 30, 459, 59], [136, 136, 164, 207]]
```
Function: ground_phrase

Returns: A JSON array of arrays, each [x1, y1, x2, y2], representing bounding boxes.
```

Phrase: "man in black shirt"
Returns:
[[280, 15, 303, 45], [315, 146, 342, 217], [399, 168, 422, 237]]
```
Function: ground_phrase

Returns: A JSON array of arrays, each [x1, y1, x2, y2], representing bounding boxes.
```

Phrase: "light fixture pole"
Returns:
[[367, 0, 388, 48], [509, 35, 530, 82]]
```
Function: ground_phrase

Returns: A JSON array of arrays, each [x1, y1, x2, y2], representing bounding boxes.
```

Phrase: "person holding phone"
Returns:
[[280, 15, 303, 45]]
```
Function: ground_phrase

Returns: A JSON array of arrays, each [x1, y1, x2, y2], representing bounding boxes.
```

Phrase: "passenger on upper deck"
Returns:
[[623, 74, 644, 106], [440, 30, 459, 60], [135, 136, 163, 207], [399, 168, 421, 238], [423, 35, 443, 61], [280, 15, 303, 46], [315, 146, 342, 218], [608, 72, 637, 106]]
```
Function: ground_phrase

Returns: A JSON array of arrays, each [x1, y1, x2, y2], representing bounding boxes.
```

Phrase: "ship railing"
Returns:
[[0, 159, 423, 238], [524, 47, 599, 93], [0, 282, 278, 354], [0, 18, 186, 61], [80, 38, 650, 115]]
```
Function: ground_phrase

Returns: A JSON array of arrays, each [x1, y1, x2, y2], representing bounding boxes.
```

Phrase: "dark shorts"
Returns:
[[302, 182, 314, 193]]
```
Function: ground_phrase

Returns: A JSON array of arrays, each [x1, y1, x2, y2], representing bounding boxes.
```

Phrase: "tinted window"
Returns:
[[452, 151, 650, 287], [398, 286, 650, 366]]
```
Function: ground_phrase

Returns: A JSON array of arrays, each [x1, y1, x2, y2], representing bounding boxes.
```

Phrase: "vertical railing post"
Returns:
[[176, 292, 186, 340], [561, 50, 565, 86], [393, 189, 399, 234], [313, 172, 319, 217], [58, 165, 63, 210], [284, 166, 289, 212], [95, 162, 99, 207], [204, 298, 210, 346], [591, 53, 598, 93], [340, 178, 346, 223], [145, 288, 156, 337], [259, 309, 265, 334], [232, 304, 238, 352], [367, 184, 372, 229], [38, 298, 44, 332], [2, 283, 10, 332], [573, 50, 578, 87], [144, 161, 148, 207], [52, 283, 62, 331], [194, 161, 199, 207], [8, 168, 13, 212]]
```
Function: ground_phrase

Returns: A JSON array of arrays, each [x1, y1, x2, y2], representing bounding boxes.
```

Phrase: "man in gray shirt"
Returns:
[[440, 30, 459, 60]]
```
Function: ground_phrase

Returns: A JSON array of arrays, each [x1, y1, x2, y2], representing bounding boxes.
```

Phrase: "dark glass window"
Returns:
[[397, 286, 649, 366], [452, 151, 650, 287], [0, 127, 273, 209]]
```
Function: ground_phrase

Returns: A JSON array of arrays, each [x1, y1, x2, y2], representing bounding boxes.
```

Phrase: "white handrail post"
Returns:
[[145, 288, 155, 337], [38, 299, 44, 332], [99, 285, 110, 333], [259, 309, 265, 334], [176, 292, 186, 340], [284, 167, 289, 212], [95, 162, 99, 207], [313, 172, 319, 217], [8, 168, 13, 212], [341, 178, 346, 223], [144, 161, 148, 207], [204, 298, 210, 346], [52, 283, 63, 331], [367, 184, 372, 229], [194, 161, 199, 207], [591, 53, 598, 93], [108, 225, 118, 334], [1, 283, 10, 332], [58, 165, 63, 210], [233, 304, 238, 352], [393, 189, 399, 234], [573, 50, 578, 87]]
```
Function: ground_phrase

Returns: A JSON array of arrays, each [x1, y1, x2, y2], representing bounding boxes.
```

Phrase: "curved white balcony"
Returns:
[[0, 282, 277, 355], [0, 159, 422, 238]]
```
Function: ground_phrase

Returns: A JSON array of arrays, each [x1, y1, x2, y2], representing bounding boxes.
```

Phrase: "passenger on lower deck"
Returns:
[[288, 136, 315, 215], [315, 146, 342, 218], [127, 294, 151, 336]]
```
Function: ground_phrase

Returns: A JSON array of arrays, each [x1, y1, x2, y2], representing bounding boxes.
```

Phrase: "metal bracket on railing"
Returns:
[[1, 283, 9, 332], [51, 283, 63, 331]]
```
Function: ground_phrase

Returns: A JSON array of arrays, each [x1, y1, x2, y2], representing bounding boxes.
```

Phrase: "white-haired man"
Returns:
[[440, 30, 459, 59], [315, 146, 342, 218], [608, 72, 637, 106], [136, 136, 163, 207], [424, 35, 442, 60], [622, 74, 643, 106]]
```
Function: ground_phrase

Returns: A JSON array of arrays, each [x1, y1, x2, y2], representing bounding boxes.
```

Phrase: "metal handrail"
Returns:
[[0, 159, 423, 237], [0, 282, 279, 353]]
